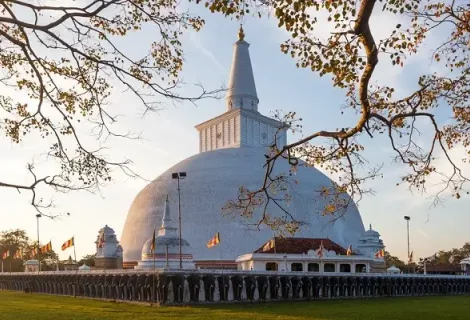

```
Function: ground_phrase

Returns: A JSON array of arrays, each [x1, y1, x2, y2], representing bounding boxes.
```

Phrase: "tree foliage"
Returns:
[[0, 0, 220, 217], [384, 250, 406, 270], [419, 242, 470, 265], [199, 0, 470, 234], [0, 229, 58, 272], [78, 253, 96, 267]]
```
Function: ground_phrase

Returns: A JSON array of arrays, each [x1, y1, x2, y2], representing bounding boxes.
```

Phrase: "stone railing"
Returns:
[[1, 270, 469, 304]]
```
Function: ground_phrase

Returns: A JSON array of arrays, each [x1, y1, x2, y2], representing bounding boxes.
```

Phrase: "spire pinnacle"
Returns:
[[238, 25, 245, 41], [369, 224, 372, 230], [161, 195, 171, 227], [226, 26, 259, 112], [158, 195, 177, 236]]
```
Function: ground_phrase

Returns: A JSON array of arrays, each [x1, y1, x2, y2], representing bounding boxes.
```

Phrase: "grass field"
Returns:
[[0, 291, 469, 320]]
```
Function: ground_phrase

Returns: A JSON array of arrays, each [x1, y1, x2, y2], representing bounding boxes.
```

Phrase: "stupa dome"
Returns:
[[120, 146, 366, 264], [120, 28, 366, 266]]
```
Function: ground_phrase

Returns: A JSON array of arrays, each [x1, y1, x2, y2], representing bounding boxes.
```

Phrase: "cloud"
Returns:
[[417, 228, 431, 239], [188, 32, 226, 74]]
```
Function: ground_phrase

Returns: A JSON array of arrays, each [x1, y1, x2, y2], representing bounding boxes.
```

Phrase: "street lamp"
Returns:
[[172, 172, 186, 269], [404, 216, 411, 273], [36, 214, 41, 273]]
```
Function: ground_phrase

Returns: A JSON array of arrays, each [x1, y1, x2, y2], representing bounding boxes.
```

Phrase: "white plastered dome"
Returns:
[[121, 147, 366, 263]]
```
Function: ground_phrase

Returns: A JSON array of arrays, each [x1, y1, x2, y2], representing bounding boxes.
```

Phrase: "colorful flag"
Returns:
[[316, 241, 324, 258], [98, 233, 105, 248], [346, 244, 353, 256], [40, 241, 52, 254], [2, 250, 10, 259], [408, 251, 414, 263], [13, 249, 23, 259], [206, 232, 220, 248], [375, 249, 385, 258], [150, 230, 156, 252], [61, 237, 74, 251], [262, 239, 275, 252], [31, 247, 37, 257]]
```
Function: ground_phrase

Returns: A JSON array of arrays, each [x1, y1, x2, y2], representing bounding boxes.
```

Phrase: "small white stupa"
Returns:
[[134, 195, 195, 270], [387, 265, 401, 274], [78, 264, 91, 271]]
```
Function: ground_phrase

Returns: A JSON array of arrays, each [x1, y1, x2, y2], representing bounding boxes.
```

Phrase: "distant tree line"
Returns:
[[384, 243, 470, 274], [0, 229, 94, 272]]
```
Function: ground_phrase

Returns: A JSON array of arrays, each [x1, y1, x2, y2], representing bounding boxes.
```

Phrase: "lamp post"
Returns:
[[36, 214, 41, 273], [172, 172, 186, 269], [404, 216, 410, 272]]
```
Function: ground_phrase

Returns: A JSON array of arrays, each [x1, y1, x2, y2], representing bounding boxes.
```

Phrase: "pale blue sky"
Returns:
[[0, 3, 468, 262]]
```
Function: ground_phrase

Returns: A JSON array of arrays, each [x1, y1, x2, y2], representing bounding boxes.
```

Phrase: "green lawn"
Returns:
[[0, 291, 469, 320]]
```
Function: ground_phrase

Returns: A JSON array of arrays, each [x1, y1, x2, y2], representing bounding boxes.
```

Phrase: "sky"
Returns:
[[0, 1, 469, 262]]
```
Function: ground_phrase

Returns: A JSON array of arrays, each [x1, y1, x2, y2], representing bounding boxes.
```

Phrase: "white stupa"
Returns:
[[135, 195, 195, 269], [120, 26, 367, 269]]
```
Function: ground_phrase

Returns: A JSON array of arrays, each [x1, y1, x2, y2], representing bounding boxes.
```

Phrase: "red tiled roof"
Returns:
[[254, 237, 347, 255]]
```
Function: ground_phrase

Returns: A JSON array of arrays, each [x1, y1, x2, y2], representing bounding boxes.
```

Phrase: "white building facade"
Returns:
[[236, 226, 386, 274]]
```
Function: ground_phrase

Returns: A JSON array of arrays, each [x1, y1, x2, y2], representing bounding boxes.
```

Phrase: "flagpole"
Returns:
[[166, 244, 169, 268], [73, 236, 77, 270], [153, 242, 156, 302], [219, 231, 225, 301], [220, 245, 225, 301], [273, 236, 277, 270]]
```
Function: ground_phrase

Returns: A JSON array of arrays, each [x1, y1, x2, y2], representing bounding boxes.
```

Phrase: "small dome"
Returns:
[[64, 255, 76, 265], [141, 237, 191, 258], [78, 264, 91, 270], [362, 224, 380, 237], [99, 225, 115, 234], [387, 265, 401, 273]]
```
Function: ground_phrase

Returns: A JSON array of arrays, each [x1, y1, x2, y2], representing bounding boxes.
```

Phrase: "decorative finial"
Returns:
[[369, 224, 372, 230], [238, 25, 245, 41]]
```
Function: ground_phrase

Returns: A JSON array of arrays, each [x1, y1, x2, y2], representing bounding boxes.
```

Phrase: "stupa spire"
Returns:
[[226, 25, 259, 112], [161, 195, 172, 227], [158, 195, 177, 237]]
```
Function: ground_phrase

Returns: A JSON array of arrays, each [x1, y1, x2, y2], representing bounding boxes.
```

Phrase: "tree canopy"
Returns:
[[1, 0, 469, 234], [78, 253, 96, 267], [0, 0, 220, 217], [199, 0, 470, 234], [0, 229, 58, 272]]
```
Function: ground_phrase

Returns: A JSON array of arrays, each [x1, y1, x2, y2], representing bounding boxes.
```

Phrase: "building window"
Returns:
[[308, 263, 319, 272], [266, 262, 278, 271], [340, 264, 351, 273], [355, 264, 367, 273], [324, 263, 336, 273], [291, 263, 303, 271]]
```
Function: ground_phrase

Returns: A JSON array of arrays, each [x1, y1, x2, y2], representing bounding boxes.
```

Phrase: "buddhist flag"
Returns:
[[40, 241, 52, 254], [206, 232, 220, 248], [61, 237, 74, 251], [98, 233, 105, 248], [262, 239, 276, 252], [375, 249, 385, 258], [346, 244, 353, 256], [13, 249, 23, 259], [2, 250, 10, 259], [408, 251, 414, 263], [316, 241, 324, 258], [150, 230, 156, 252], [31, 247, 37, 257]]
